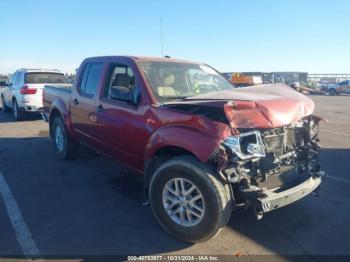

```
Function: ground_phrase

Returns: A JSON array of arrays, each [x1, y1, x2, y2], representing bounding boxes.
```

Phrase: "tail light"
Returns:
[[20, 85, 37, 95]]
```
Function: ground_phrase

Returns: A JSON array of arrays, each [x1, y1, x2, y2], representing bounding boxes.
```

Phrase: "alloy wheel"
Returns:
[[162, 178, 205, 227], [55, 125, 65, 152]]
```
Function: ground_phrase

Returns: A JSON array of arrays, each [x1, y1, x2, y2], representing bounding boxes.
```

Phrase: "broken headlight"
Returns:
[[223, 131, 266, 160]]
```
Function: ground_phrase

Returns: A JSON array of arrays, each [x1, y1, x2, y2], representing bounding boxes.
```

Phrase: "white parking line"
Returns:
[[0, 171, 41, 257]]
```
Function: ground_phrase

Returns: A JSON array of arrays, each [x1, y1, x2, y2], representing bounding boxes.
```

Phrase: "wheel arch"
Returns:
[[49, 99, 76, 141], [144, 145, 201, 192], [142, 125, 223, 191]]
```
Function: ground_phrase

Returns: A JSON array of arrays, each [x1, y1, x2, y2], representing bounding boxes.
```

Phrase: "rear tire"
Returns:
[[329, 88, 337, 96], [12, 99, 25, 120], [1, 96, 10, 113], [149, 156, 232, 243], [51, 116, 78, 159]]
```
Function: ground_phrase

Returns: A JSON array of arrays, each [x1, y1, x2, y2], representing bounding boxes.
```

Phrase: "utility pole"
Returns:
[[160, 17, 164, 57]]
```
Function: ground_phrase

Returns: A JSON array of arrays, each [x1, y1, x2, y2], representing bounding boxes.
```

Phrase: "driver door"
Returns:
[[94, 61, 146, 169]]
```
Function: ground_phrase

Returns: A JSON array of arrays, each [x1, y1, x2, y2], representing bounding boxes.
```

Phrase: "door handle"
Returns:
[[96, 104, 104, 112], [73, 98, 79, 105]]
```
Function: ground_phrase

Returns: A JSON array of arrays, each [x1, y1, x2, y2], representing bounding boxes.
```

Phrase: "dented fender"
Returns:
[[143, 123, 231, 165]]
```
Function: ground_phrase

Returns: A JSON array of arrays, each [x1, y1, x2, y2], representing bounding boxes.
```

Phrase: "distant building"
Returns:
[[222, 71, 308, 85], [307, 74, 350, 83], [265, 72, 308, 84]]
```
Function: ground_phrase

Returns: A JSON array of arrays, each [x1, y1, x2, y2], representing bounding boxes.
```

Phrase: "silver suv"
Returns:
[[1, 69, 68, 120]]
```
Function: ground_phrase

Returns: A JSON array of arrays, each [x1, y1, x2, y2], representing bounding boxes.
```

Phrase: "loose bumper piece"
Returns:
[[258, 175, 322, 213], [240, 172, 324, 219]]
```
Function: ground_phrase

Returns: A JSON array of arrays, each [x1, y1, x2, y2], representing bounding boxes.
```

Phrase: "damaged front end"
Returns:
[[211, 115, 326, 219]]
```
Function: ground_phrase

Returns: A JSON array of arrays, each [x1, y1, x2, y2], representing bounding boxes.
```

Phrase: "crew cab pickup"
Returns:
[[43, 56, 325, 243], [327, 80, 350, 95]]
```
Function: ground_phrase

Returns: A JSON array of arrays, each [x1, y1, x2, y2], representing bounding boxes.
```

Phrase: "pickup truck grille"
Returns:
[[262, 127, 297, 157]]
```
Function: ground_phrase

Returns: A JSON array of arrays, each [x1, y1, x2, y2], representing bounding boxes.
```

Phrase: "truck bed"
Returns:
[[42, 84, 72, 121]]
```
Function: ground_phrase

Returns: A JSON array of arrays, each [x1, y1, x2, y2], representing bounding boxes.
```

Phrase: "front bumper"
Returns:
[[239, 171, 324, 218], [22, 104, 43, 113], [258, 174, 322, 213], [26, 106, 43, 112]]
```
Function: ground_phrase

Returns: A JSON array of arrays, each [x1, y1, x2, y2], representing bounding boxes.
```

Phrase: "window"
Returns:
[[104, 64, 135, 101], [25, 73, 67, 84], [139, 61, 234, 102], [12, 72, 19, 84], [79, 62, 103, 96], [16, 72, 23, 84]]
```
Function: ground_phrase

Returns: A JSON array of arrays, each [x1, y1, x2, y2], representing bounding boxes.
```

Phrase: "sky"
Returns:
[[0, 0, 349, 74]]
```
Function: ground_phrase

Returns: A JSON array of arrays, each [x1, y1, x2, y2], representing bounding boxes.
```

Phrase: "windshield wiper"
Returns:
[[162, 96, 188, 100]]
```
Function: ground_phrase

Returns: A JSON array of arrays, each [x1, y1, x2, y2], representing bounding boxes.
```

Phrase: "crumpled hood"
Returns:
[[185, 84, 315, 129]]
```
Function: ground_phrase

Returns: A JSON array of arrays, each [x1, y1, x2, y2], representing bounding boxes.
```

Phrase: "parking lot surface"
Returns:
[[0, 95, 349, 259]]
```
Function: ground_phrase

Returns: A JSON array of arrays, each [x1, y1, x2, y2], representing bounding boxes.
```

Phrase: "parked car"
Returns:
[[1, 69, 69, 120], [328, 80, 350, 95], [320, 82, 336, 93], [0, 81, 6, 100], [0, 80, 7, 87], [43, 56, 324, 243]]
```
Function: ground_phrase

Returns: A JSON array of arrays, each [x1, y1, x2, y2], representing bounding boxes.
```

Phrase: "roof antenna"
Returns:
[[160, 17, 164, 57]]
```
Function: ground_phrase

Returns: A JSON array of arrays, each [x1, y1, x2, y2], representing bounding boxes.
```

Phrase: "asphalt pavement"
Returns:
[[0, 95, 349, 260]]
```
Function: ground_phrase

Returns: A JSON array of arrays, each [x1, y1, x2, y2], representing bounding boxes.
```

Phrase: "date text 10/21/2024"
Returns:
[[127, 255, 219, 261]]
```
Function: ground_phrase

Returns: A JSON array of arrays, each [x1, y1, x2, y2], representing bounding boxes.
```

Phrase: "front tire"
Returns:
[[329, 88, 337, 96], [51, 116, 78, 159], [1, 96, 10, 113], [149, 156, 233, 243]]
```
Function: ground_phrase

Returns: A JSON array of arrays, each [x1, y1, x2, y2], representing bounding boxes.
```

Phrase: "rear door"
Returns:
[[70, 62, 104, 142], [5, 72, 18, 106]]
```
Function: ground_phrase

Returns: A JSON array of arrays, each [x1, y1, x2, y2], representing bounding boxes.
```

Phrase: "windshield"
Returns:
[[139, 61, 235, 102], [25, 72, 68, 84]]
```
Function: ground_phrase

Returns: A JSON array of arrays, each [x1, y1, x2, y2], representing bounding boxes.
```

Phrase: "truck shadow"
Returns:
[[0, 136, 190, 257], [0, 134, 349, 258]]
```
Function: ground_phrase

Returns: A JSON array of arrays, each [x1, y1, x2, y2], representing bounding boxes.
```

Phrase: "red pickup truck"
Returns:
[[43, 56, 324, 242]]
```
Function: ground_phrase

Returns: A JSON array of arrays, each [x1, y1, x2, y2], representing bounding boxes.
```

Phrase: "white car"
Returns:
[[1, 69, 68, 120]]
